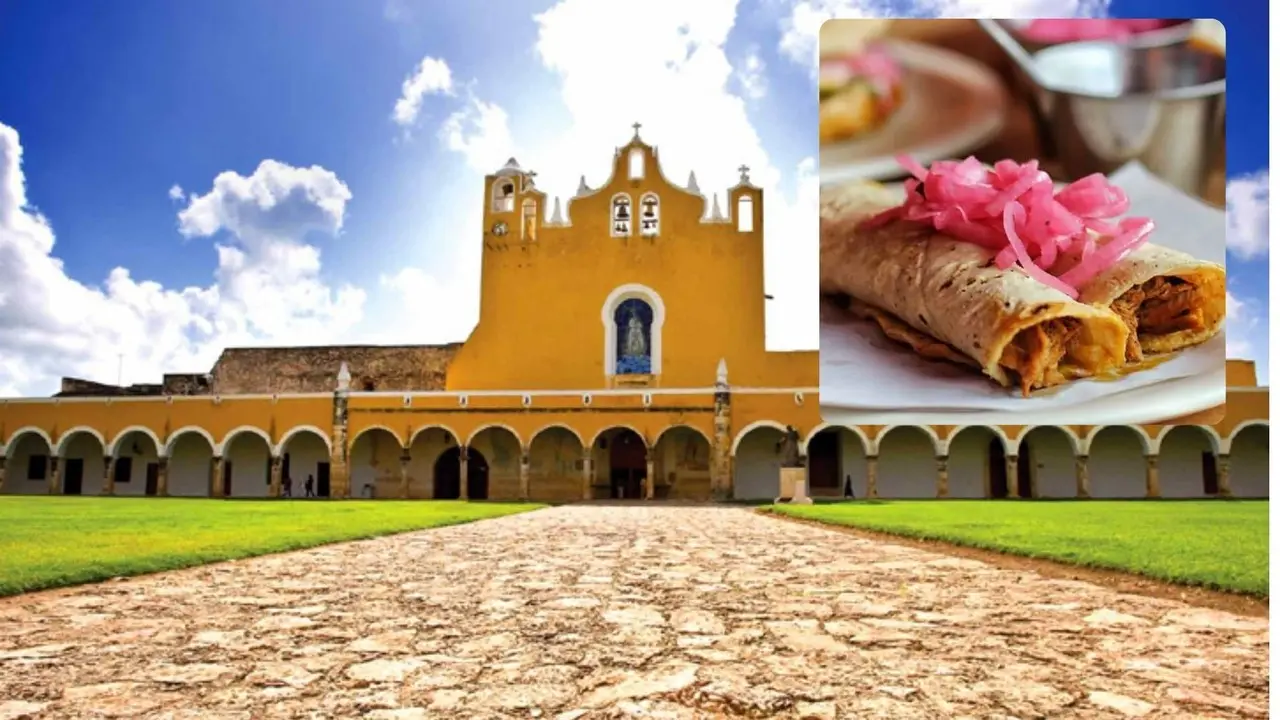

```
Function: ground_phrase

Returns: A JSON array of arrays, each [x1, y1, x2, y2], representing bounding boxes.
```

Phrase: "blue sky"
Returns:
[[0, 0, 1268, 396]]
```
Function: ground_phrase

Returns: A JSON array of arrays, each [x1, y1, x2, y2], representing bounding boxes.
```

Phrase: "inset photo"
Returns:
[[818, 18, 1227, 426]]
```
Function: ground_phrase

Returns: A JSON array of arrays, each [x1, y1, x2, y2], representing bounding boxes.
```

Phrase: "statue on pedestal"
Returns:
[[778, 426, 802, 468]]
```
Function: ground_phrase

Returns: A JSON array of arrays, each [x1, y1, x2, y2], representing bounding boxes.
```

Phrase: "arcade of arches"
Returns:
[[2, 421, 1267, 501]]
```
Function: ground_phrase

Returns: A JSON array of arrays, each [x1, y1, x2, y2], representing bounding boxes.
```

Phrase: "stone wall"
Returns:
[[56, 377, 164, 397], [210, 345, 460, 394], [163, 373, 212, 396]]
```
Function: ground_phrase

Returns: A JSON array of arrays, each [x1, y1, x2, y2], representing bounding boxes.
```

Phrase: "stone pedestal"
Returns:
[[776, 467, 812, 504]]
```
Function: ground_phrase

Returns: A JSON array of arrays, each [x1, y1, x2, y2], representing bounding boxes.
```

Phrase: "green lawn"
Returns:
[[0, 497, 543, 596], [767, 500, 1269, 597]]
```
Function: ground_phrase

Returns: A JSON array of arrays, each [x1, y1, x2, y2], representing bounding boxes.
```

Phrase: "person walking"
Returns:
[[282, 475, 293, 498], [305, 475, 315, 498]]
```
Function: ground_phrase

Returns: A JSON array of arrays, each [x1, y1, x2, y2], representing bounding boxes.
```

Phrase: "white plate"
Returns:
[[819, 163, 1228, 426], [819, 40, 1007, 185]]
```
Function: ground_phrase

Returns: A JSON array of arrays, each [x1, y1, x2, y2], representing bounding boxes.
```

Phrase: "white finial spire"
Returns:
[[686, 171, 700, 194], [550, 196, 564, 224], [711, 193, 725, 221], [336, 362, 351, 391], [576, 175, 591, 197], [716, 358, 728, 386]]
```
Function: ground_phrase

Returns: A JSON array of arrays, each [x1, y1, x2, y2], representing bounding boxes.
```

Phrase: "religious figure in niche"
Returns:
[[614, 298, 653, 375], [777, 426, 802, 468]]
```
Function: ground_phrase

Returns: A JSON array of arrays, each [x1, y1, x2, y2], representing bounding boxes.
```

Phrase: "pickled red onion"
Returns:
[[859, 155, 1155, 297]]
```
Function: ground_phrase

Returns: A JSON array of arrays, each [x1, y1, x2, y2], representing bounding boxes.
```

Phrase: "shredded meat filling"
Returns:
[[999, 318, 1084, 397], [1109, 277, 1204, 362]]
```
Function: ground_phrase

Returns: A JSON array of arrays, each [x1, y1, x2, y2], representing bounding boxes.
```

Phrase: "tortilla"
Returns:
[[1066, 243, 1226, 363], [820, 183, 1131, 397]]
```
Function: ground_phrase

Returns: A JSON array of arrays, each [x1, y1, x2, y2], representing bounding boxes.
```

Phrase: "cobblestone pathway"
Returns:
[[0, 506, 1268, 719]]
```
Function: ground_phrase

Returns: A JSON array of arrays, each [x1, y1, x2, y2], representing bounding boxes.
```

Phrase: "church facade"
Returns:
[[0, 128, 1269, 502]]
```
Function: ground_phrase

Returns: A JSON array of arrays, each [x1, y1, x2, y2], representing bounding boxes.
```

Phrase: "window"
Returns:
[[611, 194, 632, 237], [492, 180, 515, 213], [522, 198, 538, 241], [737, 195, 754, 232], [628, 148, 644, 180], [639, 193, 659, 236], [26, 455, 47, 481], [613, 298, 654, 375]]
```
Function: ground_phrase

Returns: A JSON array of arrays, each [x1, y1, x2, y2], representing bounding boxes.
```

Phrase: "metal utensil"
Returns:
[[1028, 39, 1225, 195]]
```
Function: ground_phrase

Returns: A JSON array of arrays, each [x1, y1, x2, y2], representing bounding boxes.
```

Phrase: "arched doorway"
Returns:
[[222, 429, 273, 498], [599, 427, 646, 499], [652, 426, 711, 500], [109, 429, 162, 496], [1087, 426, 1148, 498], [877, 427, 936, 498], [1016, 427, 1078, 498], [732, 424, 786, 500], [3, 430, 54, 495], [166, 430, 215, 497], [1158, 426, 1221, 497], [56, 429, 107, 496], [468, 426, 522, 500], [433, 446, 488, 500], [805, 427, 868, 499], [946, 427, 1007, 499], [1229, 424, 1269, 498]]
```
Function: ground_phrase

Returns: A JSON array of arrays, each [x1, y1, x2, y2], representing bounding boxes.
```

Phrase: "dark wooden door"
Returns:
[[988, 438, 1009, 499], [222, 460, 233, 497], [145, 463, 159, 495], [609, 431, 646, 499], [1016, 450, 1033, 499], [316, 462, 331, 498], [1201, 452, 1219, 495], [63, 458, 84, 495], [808, 431, 840, 492], [466, 448, 489, 500], [114, 457, 133, 487]]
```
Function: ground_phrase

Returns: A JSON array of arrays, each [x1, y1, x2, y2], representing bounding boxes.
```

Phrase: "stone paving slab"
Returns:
[[0, 505, 1268, 719]]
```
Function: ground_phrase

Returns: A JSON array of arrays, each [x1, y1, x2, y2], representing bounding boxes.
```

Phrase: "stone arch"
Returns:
[[587, 423, 644, 450], [1, 427, 55, 496], [732, 422, 788, 500], [946, 426, 1009, 499], [1083, 424, 1152, 455], [653, 424, 711, 447], [276, 425, 332, 457], [652, 424, 712, 500], [109, 426, 164, 458], [1223, 421, 1268, 454], [803, 422, 871, 454], [217, 425, 274, 457], [1086, 425, 1150, 498], [602, 283, 666, 377], [529, 425, 587, 502], [871, 424, 940, 456], [1154, 424, 1220, 454], [1156, 425, 1223, 498], [942, 425, 1010, 454], [730, 420, 787, 456], [467, 423, 523, 449], [432, 445, 488, 500], [876, 426, 938, 498], [1012, 424, 1081, 455], [166, 427, 216, 498], [492, 177, 516, 213], [220, 426, 275, 498], [349, 424, 405, 451], [1014, 426, 1079, 499], [55, 426, 107, 457], [408, 424, 461, 449], [3, 426, 53, 458], [165, 426, 217, 457], [1224, 422, 1268, 498], [467, 425, 523, 499], [804, 424, 869, 499], [406, 425, 462, 500]]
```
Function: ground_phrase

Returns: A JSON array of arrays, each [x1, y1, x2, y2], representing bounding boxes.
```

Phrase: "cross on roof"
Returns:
[[738, 164, 750, 182], [632, 122, 642, 137]]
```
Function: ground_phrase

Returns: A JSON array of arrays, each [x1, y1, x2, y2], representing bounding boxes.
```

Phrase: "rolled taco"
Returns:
[[1066, 244, 1226, 363], [820, 183, 1131, 397]]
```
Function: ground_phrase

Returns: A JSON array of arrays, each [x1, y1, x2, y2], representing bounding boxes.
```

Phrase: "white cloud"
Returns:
[[438, 95, 516, 174], [1225, 289, 1262, 363], [736, 47, 768, 100], [0, 121, 365, 397], [392, 56, 455, 128], [167, 184, 184, 201], [777, 0, 1110, 72], [1226, 170, 1269, 260]]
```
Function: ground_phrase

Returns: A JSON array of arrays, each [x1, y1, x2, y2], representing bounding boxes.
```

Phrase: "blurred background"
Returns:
[[819, 18, 1227, 208]]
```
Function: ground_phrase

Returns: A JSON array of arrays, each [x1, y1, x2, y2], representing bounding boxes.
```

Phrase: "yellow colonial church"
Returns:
[[0, 128, 1269, 502]]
